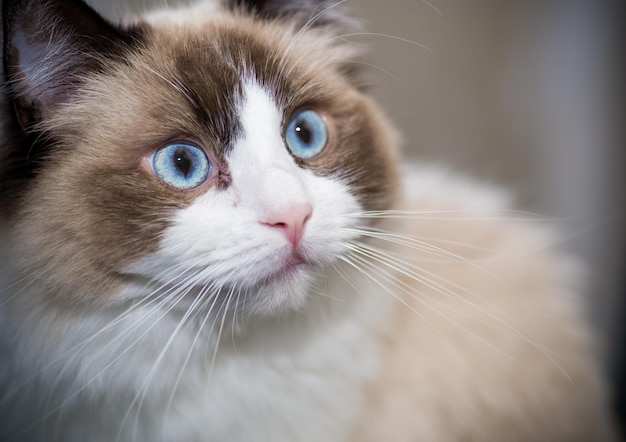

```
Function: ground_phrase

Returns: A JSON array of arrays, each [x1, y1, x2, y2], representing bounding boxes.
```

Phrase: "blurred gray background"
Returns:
[[352, 1, 624, 428], [91, 0, 626, 429], [350, 0, 625, 425]]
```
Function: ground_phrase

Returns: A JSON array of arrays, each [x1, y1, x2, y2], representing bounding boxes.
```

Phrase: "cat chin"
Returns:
[[118, 256, 318, 322], [247, 264, 317, 317]]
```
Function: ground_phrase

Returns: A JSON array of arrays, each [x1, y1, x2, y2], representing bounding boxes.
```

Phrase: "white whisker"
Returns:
[[134, 61, 201, 110], [330, 59, 404, 84], [161, 281, 223, 434], [345, 239, 572, 382], [421, 0, 443, 16], [345, 247, 521, 360], [328, 32, 437, 56], [347, 208, 563, 221], [278, 0, 348, 71], [121, 279, 213, 442], [338, 251, 455, 351], [209, 284, 238, 377]]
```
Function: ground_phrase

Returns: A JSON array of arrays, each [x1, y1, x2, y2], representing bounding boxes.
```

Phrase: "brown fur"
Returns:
[[0, 0, 617, 440], [2, 4, 397, 305]]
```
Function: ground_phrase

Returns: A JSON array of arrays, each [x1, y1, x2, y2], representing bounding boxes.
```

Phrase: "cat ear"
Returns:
[[226, 0, 353, 29], [2, 0, 140, 130]]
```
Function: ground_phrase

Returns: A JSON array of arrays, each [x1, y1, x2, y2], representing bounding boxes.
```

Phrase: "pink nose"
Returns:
[[262, 203, 313, 247]]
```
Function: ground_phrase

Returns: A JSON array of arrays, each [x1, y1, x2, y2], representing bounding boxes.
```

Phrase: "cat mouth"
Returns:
[[258, 250, 309, 287], [284, 251, 306, 269]]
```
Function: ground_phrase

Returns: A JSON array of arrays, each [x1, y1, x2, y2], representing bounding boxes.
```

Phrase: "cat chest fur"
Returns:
[[0, 263, 393, 441]]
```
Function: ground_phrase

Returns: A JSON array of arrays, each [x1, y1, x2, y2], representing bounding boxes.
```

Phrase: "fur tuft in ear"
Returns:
[[2, 0, 142, 130]]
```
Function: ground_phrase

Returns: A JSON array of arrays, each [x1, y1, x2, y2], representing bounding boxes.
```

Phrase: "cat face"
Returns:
[[1, 0, 398, 317]]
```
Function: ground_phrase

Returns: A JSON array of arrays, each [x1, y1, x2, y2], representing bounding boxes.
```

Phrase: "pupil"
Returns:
[[295, 119, 312, 145], [174, 148, 191, 177]]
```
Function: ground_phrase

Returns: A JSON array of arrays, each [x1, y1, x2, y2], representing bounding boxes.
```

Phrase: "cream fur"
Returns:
[[0, 1, 617, 441], [0, 165, 615, 441]]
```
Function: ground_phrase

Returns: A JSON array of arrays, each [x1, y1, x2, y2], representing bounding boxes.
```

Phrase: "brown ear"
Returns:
[[2, 0, 141, 130]]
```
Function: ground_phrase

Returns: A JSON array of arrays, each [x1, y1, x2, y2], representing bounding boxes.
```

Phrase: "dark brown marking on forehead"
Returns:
[[158, 25, 338, 157], [172, 41, 244, 157], [154, 22, 399, 212], [191, 25, 399, 212]]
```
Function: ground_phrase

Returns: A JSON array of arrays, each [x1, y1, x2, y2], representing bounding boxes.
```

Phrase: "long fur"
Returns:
[[0, 0, 617, 441]]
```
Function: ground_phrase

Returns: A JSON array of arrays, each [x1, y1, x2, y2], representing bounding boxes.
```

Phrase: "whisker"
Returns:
[[15, 261, 203, 398], [0, 268, 46, 305], [209, 284, 238, 376], [134, 61, 201, 110], [328, 32, 437, 56], [421, 0, 443, 16], [330, 59, 404, 84], [349, 228, 504, 283], [346, 241, 572, 381], [122, 280, 213, 442], [353, 239, 512, 317], [346, 208, 563, 221], [230, 287, 243, 354], [15, 275, 197, 441], [349, 227, 471, 263], [161, 281, 228, 429], [278, 0, 348, 70], [345, 248, 520, 360], [8, 264, 197, 424], [337, 251, 454, 351], [349, 241, 516, 328]]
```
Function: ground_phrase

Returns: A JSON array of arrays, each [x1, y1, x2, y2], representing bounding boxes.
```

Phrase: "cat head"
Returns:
[[1, 0, 399, 317]]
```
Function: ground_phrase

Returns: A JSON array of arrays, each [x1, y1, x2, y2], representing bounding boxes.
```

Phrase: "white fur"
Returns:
[[126, 82, 360, 311], [1, 71, 614, 439], [0, 81, 382, 441], [0, 159, 611, 440]]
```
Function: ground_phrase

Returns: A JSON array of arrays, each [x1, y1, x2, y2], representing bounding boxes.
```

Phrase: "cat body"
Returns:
[[0, 0, 616, 441]]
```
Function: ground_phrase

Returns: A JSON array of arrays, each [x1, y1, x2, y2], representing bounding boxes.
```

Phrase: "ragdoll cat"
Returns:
[[0, 0, 617, 440]]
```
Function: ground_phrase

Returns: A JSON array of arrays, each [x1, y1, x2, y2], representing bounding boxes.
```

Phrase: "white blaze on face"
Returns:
[[230, 81, 313, 248], [125, 80, 362, 314]]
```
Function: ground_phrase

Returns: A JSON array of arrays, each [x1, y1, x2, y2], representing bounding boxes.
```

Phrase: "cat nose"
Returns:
[[262, 203, 313, 248]]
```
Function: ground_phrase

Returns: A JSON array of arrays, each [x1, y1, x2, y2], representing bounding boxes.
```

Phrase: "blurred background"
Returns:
[[93, 0, 626, 433], [351, 0, 625, 432]]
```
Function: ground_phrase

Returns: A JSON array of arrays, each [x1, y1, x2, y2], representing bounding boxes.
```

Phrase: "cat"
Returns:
[[0, 0, 618, 441]]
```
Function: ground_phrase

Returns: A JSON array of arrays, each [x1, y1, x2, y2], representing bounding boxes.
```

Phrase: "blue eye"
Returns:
[[151, 142, 211, 190], [285, 110, 328, 160]]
